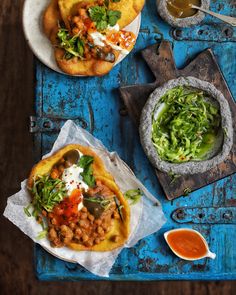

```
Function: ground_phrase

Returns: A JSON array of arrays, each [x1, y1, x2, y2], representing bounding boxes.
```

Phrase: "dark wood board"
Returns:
[[120, 41, 236, 200]]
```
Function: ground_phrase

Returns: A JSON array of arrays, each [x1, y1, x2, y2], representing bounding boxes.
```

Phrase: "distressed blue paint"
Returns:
[[34, 0, 236, 280]]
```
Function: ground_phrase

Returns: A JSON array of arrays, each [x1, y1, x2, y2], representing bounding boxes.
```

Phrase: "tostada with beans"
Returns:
[[27, 144, 130, 251], [43, 0, 145, 76]]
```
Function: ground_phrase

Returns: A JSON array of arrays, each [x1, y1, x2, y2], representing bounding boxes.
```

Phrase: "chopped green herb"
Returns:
[[168, 171, 180, 184], [223, 127, 228, 137], [24, 204, 32, 217], [107, 10, 121, 26], [152, 85, 221, 163], [78, 156, 95, 187], [124, 189, 143, 205], [183, 187, 192, 196], [88, 5, 121, 31], [84, 196, 111, 209]]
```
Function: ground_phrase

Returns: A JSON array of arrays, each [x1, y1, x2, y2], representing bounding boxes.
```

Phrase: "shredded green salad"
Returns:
[[152, 85, 221, 163]]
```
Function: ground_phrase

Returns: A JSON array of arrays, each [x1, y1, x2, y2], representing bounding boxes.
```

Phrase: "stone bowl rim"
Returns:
[[156, 0, 210, 28], [139, 76, 233, 175]]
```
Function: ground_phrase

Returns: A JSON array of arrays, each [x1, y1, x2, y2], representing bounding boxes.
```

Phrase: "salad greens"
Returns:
[[30, 175, 67, 215], [152, 85, 221, 163], [57, 28, 84, 60]]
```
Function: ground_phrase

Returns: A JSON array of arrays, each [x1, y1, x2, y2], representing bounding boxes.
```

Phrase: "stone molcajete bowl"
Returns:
[[156, 0, 210, 28], [139, 76, 233, 175]]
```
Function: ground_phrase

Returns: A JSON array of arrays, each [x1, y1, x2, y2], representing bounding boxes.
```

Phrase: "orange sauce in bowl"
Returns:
[[166, 229, 208, 259]]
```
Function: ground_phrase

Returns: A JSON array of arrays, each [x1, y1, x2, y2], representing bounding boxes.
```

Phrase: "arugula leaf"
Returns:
[[88, 5, 121, 31], [78, 156, 95, 187], [57, 28, 84, 59], [78, 155, 94, 168]]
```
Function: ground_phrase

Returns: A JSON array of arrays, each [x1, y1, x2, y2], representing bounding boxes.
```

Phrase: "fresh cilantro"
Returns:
[[107, 10, 121, 26], [88, 5, 121, 31], [78, 156, 95, 187]]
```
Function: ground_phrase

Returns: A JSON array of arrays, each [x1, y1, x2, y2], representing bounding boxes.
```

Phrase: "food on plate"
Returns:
[[27, 144, 130, 251], [152, 85, 221, 163], [43, 0, 144, 76], [59, 0, 145, 29]]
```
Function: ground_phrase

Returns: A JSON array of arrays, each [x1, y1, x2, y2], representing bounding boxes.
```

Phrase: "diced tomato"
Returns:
[[51, 189, 82, 225]]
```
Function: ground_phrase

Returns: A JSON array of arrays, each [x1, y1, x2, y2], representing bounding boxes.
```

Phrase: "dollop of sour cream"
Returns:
[[62, 164, 89, 194], [61, 152, 89, 211], [89, 24, 130, 55]]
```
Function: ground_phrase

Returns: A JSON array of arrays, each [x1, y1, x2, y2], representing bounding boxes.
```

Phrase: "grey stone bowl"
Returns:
[[156, 0, 210, 28], [139, 76, 233, 175]]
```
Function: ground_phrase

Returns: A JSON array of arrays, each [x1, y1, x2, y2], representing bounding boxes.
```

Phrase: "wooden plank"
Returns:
[[120, 41, 236, 200]]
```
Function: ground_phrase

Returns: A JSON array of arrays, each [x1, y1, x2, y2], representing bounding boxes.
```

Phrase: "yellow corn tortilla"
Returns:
[[28, 144, 130, 251], [58, 0, 145, 29], [43, 0, 120, 76]]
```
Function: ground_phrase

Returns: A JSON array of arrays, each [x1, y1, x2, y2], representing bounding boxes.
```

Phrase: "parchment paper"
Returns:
[[4, 120, 166, 277]]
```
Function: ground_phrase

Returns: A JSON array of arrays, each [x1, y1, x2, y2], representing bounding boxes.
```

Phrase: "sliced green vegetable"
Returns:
[[24, 204, 32, 217], [124, 189, 143, 205], [30, 175, 67, 216], [183, 187, 192, 196], [84, 196, 111, 209], [152, 85, 221, 163], [114, 196, 124, 221], [36, 229, 48, 240]]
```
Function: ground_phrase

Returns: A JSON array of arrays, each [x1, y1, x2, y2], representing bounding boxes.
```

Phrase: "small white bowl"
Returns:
[[164, 228, 216, 261]]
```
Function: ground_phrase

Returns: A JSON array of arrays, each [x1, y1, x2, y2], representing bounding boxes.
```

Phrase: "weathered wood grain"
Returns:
[[0, 0, 236, 293]]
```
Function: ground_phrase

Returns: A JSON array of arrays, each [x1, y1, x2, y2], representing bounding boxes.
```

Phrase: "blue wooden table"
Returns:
[[33, 0, 236, 280]]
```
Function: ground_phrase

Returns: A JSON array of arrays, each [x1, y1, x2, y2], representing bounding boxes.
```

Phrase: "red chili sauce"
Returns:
[[51, 189, 82, 226], [166, 229, 208, 259]]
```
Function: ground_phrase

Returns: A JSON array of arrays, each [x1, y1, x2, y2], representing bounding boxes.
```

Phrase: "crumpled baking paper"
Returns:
[[4, 120, 166, 277]]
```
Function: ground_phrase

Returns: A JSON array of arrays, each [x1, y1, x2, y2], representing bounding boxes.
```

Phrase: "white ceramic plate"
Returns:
[[23, 0, 141, 76]]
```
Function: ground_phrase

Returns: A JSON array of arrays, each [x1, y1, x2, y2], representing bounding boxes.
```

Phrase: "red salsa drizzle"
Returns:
[[52, 189, 82, 225]]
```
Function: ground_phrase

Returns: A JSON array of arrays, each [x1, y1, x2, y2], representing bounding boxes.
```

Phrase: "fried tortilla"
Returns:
[[58, 0, 145, 29], [43, 0, 120, 76], [28, 144, 130, 251], [43, 0, 138, 76]]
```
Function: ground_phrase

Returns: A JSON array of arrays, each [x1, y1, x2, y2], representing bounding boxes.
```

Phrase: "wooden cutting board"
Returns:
[[119, 40, 236, 200]]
